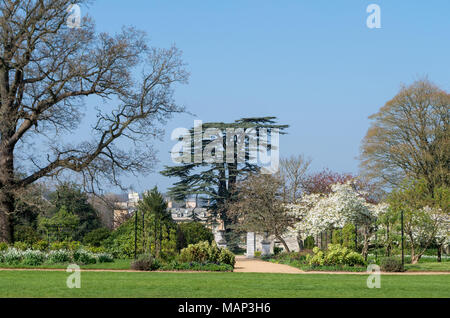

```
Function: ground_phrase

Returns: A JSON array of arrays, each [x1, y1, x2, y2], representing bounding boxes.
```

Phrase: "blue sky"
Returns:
[[79, 0, 450, 193]]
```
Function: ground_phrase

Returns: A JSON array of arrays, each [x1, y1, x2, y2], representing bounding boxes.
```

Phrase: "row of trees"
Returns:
[[160, 79, 448, 261], [12, 181, 108, 244], [226, 79, 449, 263]]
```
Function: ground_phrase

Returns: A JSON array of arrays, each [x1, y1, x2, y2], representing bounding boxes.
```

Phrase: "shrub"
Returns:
[[13, 241, 28, 251], [0, 242, 8, 251], [32, 240, 49, 251], [47, 250, 71, 263], [87, 246, 106, 254], [307, 244, 365, 267], [218, 248, 236, 267], [3, 248, 24, 264], [22, 249, 46, 266], [73, 249, 97, 264], [176, 222, 214, 250], [49, 242, 66, 251], [83, 228, 111, 247], [273, 251, 308, 263], [131, 254, 160, 271], [207, 241, 221, 263], [66, 241, 81, 252], [380, 257, 404, 272], [345, 251, 365, 266], [97, 253, 114, 263], [273, 246, 283, 255], [307, 247, 325, 266], [179, 241, 235, 268], [254, 251, 261, 257], [13, 225, 41, 245], [179, 241, 211, 263], [304, 236, 315, 249]]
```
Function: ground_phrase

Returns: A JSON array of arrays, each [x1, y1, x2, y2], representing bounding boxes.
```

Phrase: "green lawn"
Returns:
[[405, 262, 450, 272], [0, 271, 449, 298]]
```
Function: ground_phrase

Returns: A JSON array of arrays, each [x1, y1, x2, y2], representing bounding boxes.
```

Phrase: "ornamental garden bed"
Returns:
[[261, 244, 450, 273], [130, 241, 235, 272], [0, 246, 114, 268]]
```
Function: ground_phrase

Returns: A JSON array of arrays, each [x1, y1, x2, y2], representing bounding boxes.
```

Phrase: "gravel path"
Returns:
[[233, 256, 304, 273]]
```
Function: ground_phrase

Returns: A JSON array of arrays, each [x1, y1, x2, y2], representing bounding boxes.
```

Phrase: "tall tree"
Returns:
[[227, 173, 298, 252], [279, 154, 311, 203], [0, 0, 188, 242], [138, 187, 172, 257], [360, 79, 450, 194], [161, 117, 288, 233], [48, 182, 101, 240]]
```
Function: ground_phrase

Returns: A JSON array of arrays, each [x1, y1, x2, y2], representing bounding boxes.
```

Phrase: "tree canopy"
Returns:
[[360, 79, 449, 194], [0, 0, 188, 242], [161, 117, 288, 230]]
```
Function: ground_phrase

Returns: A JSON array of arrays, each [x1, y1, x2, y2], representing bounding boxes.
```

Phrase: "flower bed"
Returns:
[[0, 247, 114, 267], [130, 241, 235, 272]]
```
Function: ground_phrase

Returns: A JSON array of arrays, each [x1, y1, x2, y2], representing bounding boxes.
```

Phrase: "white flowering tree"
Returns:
[[388, 179, 450, 264], [288, 181, 380, 258]]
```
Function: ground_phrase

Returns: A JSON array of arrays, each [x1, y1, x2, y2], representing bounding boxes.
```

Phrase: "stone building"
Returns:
[[112, 192, 225, 244]]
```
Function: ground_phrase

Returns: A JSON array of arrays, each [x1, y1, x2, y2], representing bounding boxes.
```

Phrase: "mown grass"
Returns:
[[405, 262, 450, 272], [0, 271, 449, 298]]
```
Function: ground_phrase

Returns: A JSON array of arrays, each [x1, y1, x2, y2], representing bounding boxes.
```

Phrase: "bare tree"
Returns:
[[227, 173, 299, 252], [0, 0, 189, 242], [279, 154, 311, 203], [89, 193, 117, 230], [360, 79, 449, 194]]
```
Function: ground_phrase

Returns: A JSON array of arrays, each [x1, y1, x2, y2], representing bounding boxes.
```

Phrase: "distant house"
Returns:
[[112, 192, 141, 229]]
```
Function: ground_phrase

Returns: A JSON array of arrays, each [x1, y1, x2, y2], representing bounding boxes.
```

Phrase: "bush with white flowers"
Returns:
[[22, 249, 47, 266], [288, 182, 378, 239], [2, 248, 23, 265], [0, 247, 114, 266]]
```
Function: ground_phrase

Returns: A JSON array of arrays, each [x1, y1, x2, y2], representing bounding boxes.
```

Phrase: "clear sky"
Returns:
[[78, 0, 450, 193]]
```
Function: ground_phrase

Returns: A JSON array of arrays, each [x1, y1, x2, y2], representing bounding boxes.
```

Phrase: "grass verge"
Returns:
[[0, 271, 449, 298]]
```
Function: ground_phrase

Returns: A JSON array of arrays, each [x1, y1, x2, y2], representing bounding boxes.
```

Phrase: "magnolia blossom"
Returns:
[[288, 182, 379, 239], [414, 206, 449, 247]]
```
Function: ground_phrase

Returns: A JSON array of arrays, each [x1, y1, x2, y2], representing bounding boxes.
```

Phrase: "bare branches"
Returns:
[[279, 154, 311, 203], [0, 0, 188, 192], [360, 79, 450, 193]]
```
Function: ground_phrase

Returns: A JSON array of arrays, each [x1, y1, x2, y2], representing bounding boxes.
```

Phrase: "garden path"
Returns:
[[233, 256, 304, 273]]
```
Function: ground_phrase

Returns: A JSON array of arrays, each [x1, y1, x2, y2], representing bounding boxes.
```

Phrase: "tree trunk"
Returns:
[[297, 235, 304, 251], [276, 235, 290, 253], [0, 143, 15, 243], [386, 223, 390, 256], [0, 199, 14, 242], [437, 245, 442, 263], [362, 228, 369, 261], [410, 243, 418, 264], [411, 255, 420, 264]]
